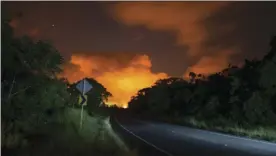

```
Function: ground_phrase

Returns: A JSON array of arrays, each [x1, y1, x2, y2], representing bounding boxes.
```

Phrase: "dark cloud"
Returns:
[[204, 2, 276, 65], [2, 1, 189, 76], [3, 1, 276, 107], [2, 2, 276, 76]]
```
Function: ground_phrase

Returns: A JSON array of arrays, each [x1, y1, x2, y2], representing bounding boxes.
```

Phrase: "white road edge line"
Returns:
[[192, 127, 276, 146], [137, 119, 276, 146], [115, 117, 173, 156], [104, 117, 129, 152]]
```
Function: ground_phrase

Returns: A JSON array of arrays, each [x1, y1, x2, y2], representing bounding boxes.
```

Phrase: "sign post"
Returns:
[[75, 78, 93, 130]]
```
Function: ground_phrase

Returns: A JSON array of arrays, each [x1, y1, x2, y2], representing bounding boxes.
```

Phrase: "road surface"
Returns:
[[114, 117, 276, 156]]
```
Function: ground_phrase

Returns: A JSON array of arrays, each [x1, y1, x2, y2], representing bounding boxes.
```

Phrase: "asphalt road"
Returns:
[[115, 117, 276, 156]]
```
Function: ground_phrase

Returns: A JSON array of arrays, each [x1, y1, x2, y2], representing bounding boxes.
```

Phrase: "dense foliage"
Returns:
[[1, 13, 112, 152], [67, 78, 112, 114], [128, 37, 276, 127], [2, 14, 71, 149]]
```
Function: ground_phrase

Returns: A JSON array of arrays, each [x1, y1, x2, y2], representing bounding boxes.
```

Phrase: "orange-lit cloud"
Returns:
[[111, 2, 234, 77], [184, 49, 237, 78], [60, 53, 168, 108]]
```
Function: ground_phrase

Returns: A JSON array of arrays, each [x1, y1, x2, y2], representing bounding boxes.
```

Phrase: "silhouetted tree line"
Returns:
[[1, 13, 112, 151], [128, 37, 276, 127], [67, 78, 112, 114]]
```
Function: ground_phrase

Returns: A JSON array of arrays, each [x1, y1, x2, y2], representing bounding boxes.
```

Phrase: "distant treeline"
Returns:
[[127, 36, 276, 127]]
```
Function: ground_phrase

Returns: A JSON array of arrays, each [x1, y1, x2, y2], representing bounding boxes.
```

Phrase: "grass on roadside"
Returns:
[[58, 108, 138, 156], [4, 108, 138, 156], [160, 116, 276, 143]]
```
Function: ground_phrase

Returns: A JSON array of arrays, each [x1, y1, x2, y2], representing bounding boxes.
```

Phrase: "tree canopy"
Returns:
[[128, 36, 276, 126], [67, 78, 112, 114], [1, 13, 113, 150]]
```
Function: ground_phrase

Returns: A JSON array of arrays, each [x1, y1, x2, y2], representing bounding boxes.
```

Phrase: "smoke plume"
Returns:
[[60, 53, 168, 108], [110, 2, 233, 77]]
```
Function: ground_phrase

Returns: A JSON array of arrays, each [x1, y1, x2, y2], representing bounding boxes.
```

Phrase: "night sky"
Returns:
[[3, 1, 276, 106]]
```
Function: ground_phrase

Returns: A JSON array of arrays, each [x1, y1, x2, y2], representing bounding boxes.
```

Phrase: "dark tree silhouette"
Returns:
[[128, 36, 276, 127]]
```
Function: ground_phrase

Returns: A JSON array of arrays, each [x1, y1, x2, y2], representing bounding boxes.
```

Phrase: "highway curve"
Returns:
[[111, 116, 276, 156]]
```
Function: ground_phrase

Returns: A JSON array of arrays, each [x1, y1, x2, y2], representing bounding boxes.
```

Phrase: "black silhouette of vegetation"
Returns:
[[2, 9, 276, 156], [1, 13, 136, 156], [127, 36, 276, 142]]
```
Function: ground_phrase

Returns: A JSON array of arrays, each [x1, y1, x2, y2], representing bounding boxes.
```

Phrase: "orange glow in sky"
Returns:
[[60, 54, 168, 107]]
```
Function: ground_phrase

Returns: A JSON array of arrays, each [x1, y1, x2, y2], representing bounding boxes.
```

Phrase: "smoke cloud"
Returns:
[[60, 53, 168, 107], [111, 2, 233, 77]]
